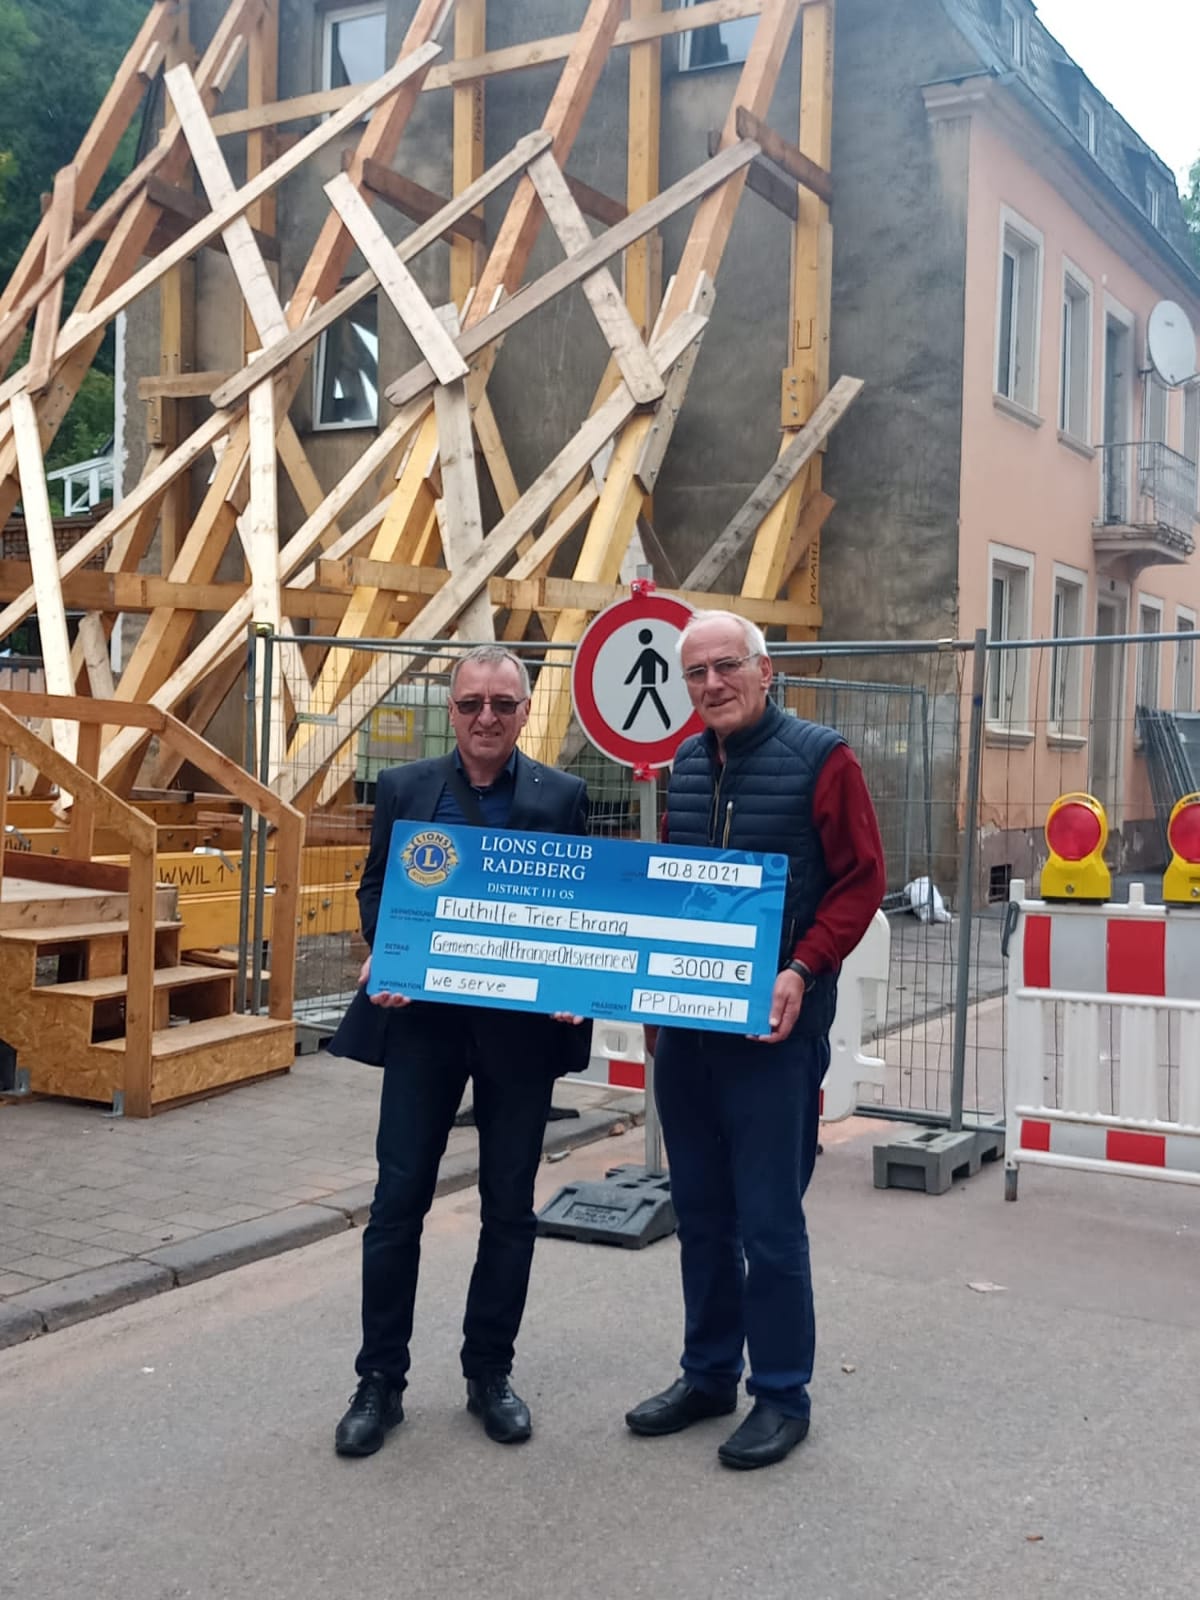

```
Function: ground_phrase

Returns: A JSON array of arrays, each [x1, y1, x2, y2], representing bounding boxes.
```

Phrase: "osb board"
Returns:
[[149, 1019, 295, 1100], [20, 1008, 121, 1104], [0, 882, 177, 930], [0, 884, 129, 931]]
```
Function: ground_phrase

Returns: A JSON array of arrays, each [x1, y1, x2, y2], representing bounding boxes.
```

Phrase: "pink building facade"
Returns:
[[941, 77, 1199, 868]]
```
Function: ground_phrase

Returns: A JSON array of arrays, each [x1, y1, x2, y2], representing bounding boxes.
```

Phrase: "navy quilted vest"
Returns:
[[666, 700, 844, 1037]]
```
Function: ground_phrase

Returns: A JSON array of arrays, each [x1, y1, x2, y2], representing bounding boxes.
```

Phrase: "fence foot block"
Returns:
[[536, 1164, 676, 1248], [872, 1126, 1005, 1195], [293, 1023, 333, 1057]]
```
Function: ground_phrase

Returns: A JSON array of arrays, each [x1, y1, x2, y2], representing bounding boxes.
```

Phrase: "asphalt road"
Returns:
[[2, 1129, 1198, 1600]]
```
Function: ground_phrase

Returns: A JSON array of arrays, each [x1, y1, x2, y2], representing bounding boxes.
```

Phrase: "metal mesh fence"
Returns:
[[269, 639, 653, 1035], [257, 631, 987, 1119], [241, 624, 1199, 1120], [769, 644, 985, 1119]]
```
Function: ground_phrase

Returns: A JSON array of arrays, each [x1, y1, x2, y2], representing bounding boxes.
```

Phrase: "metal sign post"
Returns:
[[537, 579, 698, 1246], [636, 766, 664, 1173]]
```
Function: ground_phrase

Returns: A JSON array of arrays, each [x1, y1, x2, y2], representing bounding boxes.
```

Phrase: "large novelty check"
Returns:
[[367, 823, 788, 1035]]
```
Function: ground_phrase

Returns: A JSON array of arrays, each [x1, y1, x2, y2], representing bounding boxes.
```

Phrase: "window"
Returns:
[[313, 292, 379, 430], [1001, 2, 1024, 64], [1136, 599, 1163, 711], [1144, 372, 1168, 445], [1079, 100, 1097, 154], [1184, 385, 1200, 517], [996, 215, 1042, 412], [322, 4, 386, 92], [678, 0, 756, 71], [986, 547, 1034, 726], [1177, 610, 1197, 713], [1059, 269, 1091, 441], [1145, 178, 1162, 229], [1185, 385, 1200, 467], [1049, 570, 1085, 735]]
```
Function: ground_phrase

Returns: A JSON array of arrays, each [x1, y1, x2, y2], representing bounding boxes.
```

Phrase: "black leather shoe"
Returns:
[[466, 1374, 532, 1444], [625, 1378, 739, 1437], [717, 1401, 809, 1469], [334, 1372, 404, 1457]]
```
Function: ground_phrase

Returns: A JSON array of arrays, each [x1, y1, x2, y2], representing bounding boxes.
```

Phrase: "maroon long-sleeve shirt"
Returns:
[[663, 741, 886, 976]]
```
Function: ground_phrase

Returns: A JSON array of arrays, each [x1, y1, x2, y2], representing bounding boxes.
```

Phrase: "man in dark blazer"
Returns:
[[329, 645, 590, 1457]]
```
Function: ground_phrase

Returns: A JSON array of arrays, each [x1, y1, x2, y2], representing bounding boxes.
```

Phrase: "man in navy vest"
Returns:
[[625, 610, 885, 1469], [329, 645, 589, 1457]]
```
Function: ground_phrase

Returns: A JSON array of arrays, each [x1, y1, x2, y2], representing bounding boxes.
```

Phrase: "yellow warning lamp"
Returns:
[[1041, 792, 1111, 902], [1163, 793, 1200, 905]]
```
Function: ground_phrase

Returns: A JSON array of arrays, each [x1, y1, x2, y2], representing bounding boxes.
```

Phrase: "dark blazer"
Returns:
[[329, 750, 592, 1076]]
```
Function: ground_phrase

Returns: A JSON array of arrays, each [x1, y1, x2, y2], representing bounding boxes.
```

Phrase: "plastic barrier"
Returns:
[[570, 910, 891, 1123], [820, 909, 890, 1122], [571, 1020, 646, 1092], [1004, 879, 1200, 1200]]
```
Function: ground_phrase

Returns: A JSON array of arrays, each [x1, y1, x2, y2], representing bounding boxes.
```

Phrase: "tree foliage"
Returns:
[[0, 0, 147, 479], [1184, 157, 1200, 267]]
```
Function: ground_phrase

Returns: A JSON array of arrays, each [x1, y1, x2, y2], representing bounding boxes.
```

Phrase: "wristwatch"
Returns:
[[785, 959, 816, 993]]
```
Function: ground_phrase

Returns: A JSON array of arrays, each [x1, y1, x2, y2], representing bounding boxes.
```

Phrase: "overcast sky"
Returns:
[[1034, 0, 1199, 186]]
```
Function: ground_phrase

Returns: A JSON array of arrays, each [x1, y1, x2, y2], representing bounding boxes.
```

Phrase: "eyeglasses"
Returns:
[[451, 695, 528, 717], [681, 652, 760, 686]]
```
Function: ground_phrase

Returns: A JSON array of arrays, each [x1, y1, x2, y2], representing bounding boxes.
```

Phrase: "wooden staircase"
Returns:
[[0, 879, 294, 1112], [1, 692, 306, 1116]]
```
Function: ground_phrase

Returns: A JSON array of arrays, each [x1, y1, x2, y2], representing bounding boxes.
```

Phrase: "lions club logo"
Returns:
[[402, 830, 459, 888]]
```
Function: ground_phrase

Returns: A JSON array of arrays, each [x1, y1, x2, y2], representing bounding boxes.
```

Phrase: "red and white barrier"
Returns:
[[1004, 879, 1200, 1199], [571, 911, 891, 1123], [572, 1020, 646, 1092]]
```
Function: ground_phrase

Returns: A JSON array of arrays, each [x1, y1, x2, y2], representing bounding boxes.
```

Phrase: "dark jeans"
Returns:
[[356, 1009, 555, 1386], [654, 1025, 828, 1420]]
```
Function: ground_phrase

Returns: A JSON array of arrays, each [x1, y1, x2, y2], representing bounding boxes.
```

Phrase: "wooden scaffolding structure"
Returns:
[[0, 0, 857, 816]]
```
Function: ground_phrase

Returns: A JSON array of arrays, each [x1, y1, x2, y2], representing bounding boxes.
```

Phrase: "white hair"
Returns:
[[676, 608, 768, 659]]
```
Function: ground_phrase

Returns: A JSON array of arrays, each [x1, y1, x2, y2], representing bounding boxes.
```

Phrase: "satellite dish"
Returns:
[[1146, 300, 1197, 387]]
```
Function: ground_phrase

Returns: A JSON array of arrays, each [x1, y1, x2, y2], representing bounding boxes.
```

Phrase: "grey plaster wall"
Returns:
[[821, 0, 981, 648]]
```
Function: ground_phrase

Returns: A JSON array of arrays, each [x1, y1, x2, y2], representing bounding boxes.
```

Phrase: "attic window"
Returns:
[[1001, 2, 1025, 66], [1079, 100, 1097, 154], [1145, 178, 1162, 229]]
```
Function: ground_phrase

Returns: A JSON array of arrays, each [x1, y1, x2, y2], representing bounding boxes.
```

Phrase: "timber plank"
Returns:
[[527, 152, 664, 405], [684, 374, 861, 592], [208, 1, 776, 137], [386, 141, 757, 408], [210, 132, 553, 411], [324, 173, 469, 385]]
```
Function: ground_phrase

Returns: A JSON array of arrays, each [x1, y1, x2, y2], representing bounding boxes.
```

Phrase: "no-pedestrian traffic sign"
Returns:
[[570, 590, 702, 768]]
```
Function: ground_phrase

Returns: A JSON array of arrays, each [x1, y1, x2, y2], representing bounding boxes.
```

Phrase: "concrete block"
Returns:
[[3, 1261, 173, 1334], [873, 1126, 1005, 1195], [142, 1205, 350, 1286], [293, 1024, 333, 1058]]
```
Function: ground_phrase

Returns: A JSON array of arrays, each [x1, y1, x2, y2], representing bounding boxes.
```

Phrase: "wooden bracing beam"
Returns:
[[278, 309, 710, 802], [743, 0, 835, 634], [206, 1, 786, 139], [0, 0, 844, 820], [0, 0, 266, 536], [97, 0, 451, 780], [521, 0, 805, 764]]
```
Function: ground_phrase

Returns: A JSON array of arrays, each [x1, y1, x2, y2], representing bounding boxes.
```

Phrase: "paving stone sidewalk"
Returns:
[[0, 1053, 642, 1347]]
